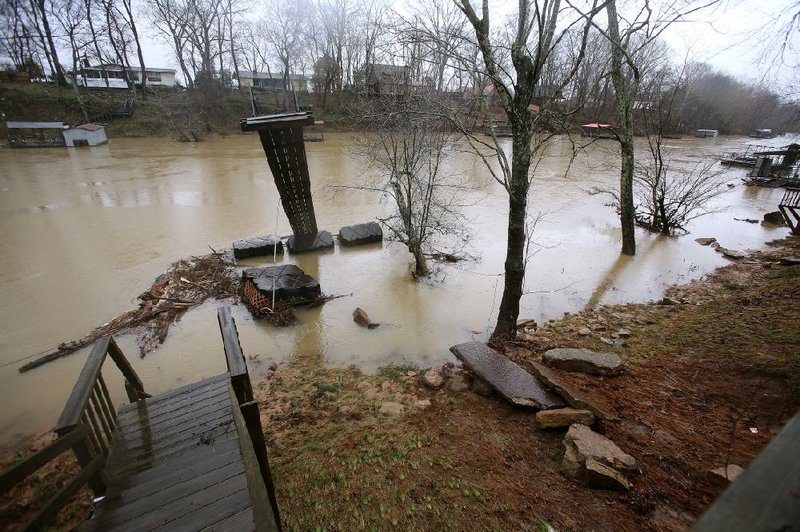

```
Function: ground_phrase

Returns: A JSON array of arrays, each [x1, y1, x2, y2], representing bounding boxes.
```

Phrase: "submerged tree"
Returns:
[[453, 0, 602, 341], [353, 94, 467, 278]]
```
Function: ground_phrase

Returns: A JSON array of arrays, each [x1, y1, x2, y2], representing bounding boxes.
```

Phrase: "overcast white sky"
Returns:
[[133, 0, 797, 90]]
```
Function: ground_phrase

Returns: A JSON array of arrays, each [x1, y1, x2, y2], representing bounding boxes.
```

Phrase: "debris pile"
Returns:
[[20, 251, 238, 371]]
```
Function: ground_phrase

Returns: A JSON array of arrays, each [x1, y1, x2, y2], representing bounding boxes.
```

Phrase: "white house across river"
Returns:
[[77, 64, 177, 89]]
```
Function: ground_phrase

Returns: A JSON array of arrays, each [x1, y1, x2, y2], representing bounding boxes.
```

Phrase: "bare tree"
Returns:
[[353, 94, 467, 277], [453, 0, 602, 342], [571, 0, 721, 256]]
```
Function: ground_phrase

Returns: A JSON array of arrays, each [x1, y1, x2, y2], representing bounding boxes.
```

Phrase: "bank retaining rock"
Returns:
[[542, 348, 623, 376], [535, 408, 596, 429], [562, 424, 636, 489]]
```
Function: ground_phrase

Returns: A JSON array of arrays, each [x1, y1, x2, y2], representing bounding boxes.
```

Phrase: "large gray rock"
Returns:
[[542, 348, 623, 376], [338, 222, 383, 246], [535, 408, 595, 429], [530, 361, 616, 420], [779, 256, 800, 266], [562, 424, 636, 482], [353, 307, 372, 327], [450, 341, 565, 410], [233, 235, 283, 259]]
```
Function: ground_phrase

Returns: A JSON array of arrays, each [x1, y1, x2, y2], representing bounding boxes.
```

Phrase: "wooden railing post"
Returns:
[[240, 400, 281, 526], [54, 427, 107, 496], [218, 307, 253, 404]]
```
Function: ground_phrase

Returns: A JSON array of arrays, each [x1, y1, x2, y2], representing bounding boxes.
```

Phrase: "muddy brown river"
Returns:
[[0, 132, 792, 446]]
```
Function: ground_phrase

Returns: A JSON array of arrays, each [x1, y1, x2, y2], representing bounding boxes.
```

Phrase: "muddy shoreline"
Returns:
[[3, 235, 798, 530]]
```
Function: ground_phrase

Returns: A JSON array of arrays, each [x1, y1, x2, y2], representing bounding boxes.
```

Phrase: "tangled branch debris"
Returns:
[[19, 252, 239, 372]]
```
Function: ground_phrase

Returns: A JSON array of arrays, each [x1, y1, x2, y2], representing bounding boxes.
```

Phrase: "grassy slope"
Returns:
[[0, 82, 357, 139], [259, 236, 800, 531]]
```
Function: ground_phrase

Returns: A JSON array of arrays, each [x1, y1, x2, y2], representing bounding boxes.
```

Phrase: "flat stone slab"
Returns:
[[233, 235, 283, 259], [530, 361, 617, 420], [338, 222, 383, 246], [542, 348, 622, 376], [450, 341, 565, 410], [242, 264, 320, 305], [287, 231, 334, 253]]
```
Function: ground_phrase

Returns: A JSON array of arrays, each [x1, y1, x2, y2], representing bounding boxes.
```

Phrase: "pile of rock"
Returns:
[[561, 424, 637, 490]]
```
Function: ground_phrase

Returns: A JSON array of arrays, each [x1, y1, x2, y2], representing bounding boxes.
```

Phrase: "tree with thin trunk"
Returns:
[[120, 0, 147, 99], [454, 0, 601, 342], [352, 93, 467, 278], [571, 0, 722, 255]]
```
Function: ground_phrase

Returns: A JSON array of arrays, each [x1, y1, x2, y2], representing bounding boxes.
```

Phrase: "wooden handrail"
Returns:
[[0, 426, 104, 531], [218, 307, 253, 404], [218, 307, 281, 529], [55, 336, 148, 434], [0, 427, 87, 495], [55, 336, 110, 433]]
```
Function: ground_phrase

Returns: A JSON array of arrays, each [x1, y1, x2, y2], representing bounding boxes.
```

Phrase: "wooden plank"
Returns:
[[105, 430, 239, 481], [23, 454, 104, 531], [114, 382, 229, 424], [229, 387, 280, 531], [55, 336, 110, 432], [103, 446, 242, 504], [202, 507, 255, 531], [240, 112, 314, 132], [111, 408, 235, 454], [116, 374, 228, 414], [218, 307, 247, 377], [450, 341, 565, 410], [218, 307, 252, 404], [107, 476, 249, 531], [113, 394, 231, 437], [693, 411, 800, 531], [0, 427, 86, 495], [91, 460, 246, 527], [150, 487, 251, 531]]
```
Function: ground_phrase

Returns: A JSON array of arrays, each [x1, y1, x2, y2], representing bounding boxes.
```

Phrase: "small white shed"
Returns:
[[63, 124, 108, 147]]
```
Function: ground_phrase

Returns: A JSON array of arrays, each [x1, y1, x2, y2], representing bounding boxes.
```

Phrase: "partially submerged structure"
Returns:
[[695, 129, 719, 138], [747, 144, 800, 185], [63, 124, 108, 147], [6, 121, 67, 147], [6, 121, 107, 148], [749, 128, 774, 139], [241, 111, 333, 253], [580, 123, 616, 139]]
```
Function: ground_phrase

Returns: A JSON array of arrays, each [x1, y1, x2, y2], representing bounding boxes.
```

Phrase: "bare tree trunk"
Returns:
[[122, 0, 147, 99], [34, 0, 65, 84], [492, 111, 533, 340], [606, 0, 636, 256]]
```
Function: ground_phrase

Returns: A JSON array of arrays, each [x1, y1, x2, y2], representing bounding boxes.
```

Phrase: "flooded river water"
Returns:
[[0, 132, 793, 446]]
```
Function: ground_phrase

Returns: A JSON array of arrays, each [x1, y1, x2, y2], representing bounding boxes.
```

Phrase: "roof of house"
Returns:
[[87, 64, 175, 73], [75, 123, 104, 131], [6, 121, 67, 129], [238, 71, 306, 81]]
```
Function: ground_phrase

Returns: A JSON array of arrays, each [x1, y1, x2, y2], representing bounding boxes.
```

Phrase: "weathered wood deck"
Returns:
[[85, 374, 259, 530], [0, 307, 282, 531]]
